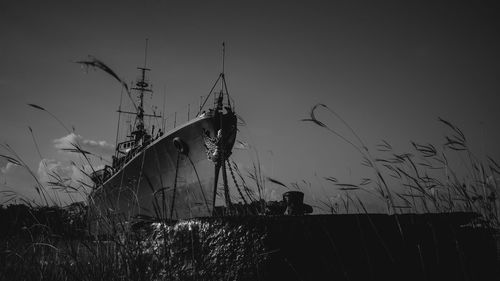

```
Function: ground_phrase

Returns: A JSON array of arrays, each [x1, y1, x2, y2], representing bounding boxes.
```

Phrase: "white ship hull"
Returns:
[[89, 112, 237, 222]]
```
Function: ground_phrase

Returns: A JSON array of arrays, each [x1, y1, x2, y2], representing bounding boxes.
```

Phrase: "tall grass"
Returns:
[[2, 52, 498, 280], [1, 101, 499, 280], [302, 103, 500, 227], [0, 103, 269, 281]]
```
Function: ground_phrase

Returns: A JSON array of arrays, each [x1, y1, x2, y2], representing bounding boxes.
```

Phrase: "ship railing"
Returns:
[[160, 94, 233, 133], [161, 96, 206, 132], [112, 143, 146, 173]]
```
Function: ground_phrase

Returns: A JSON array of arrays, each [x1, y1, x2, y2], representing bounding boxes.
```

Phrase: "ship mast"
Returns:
[[133, 67, 151, 134], [130, 39, 153, 141], [114, 39, 161, 148], [197, 42, 233, 116]]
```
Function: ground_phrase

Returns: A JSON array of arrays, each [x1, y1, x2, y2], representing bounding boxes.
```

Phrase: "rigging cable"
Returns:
[[170, 152, 181, 220], [187, 155, 211, 213], [227, 158, 248, 205]]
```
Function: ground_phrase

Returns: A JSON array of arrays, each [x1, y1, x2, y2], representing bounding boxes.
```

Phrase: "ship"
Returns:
[[88, 46, 237, 223]]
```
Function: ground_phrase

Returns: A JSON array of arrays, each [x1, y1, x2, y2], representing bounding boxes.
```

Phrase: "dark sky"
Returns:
[[1, 0, 500, 209]]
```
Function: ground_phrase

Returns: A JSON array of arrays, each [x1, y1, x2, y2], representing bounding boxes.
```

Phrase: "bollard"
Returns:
[[283, 191, 305, 215]]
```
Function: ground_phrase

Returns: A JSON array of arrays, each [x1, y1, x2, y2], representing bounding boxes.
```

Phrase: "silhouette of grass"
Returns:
[[2, 47, 499, 280], [302, 103, 500, 228]]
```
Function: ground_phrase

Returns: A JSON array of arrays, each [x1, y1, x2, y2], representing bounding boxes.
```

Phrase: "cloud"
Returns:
[[38, 158, 103, 185], [53, 133, 114, 158], [1, 162, 16, 174], [37, 159, 76, 183], [1, 158, 28, 179], [0, 157, 91, 205], [0, 160, 40, 201]]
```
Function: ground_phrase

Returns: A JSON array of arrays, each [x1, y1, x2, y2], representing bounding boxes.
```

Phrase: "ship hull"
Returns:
[[89, 112, 237, 223]]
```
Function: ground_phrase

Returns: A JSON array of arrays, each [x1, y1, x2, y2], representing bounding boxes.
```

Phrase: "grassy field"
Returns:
[[0, 206, 497, 281], [1, 103, 499, 280]]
